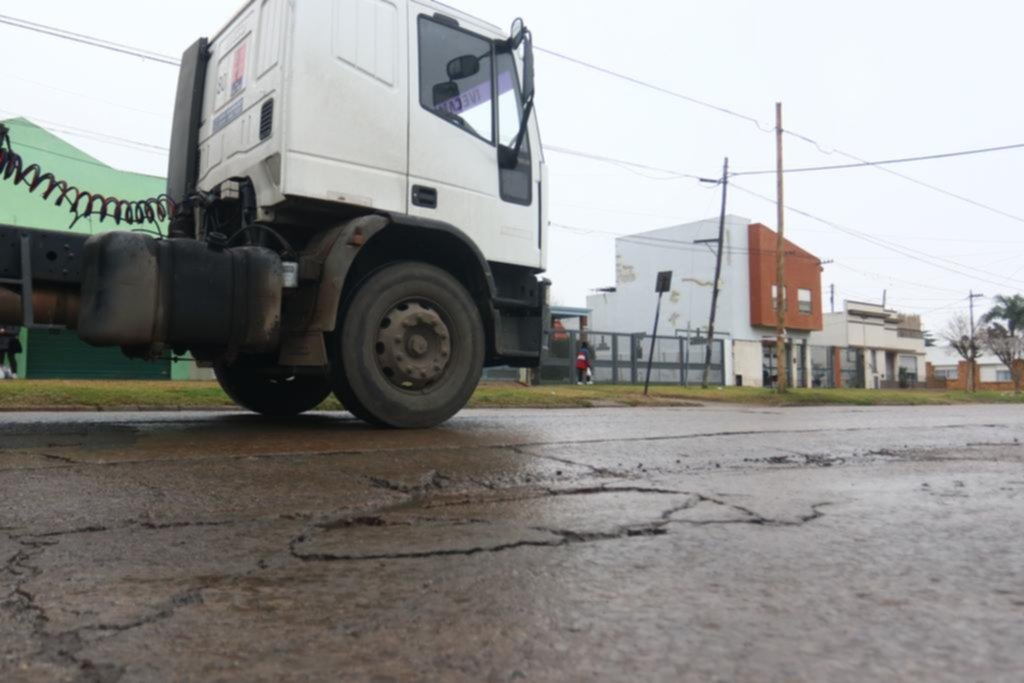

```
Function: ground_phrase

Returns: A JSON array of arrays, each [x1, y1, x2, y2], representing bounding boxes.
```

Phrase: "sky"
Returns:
[[2, 0, 1023, 336]]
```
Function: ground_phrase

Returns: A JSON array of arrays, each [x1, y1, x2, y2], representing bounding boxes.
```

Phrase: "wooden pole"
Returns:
[[775, 102, 787, 393], [968, 290, 984, 393], [702, 157, 729, 389]]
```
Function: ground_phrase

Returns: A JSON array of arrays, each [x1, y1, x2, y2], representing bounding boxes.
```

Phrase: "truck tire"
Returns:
[[329, 262, 484, 429], [215, 362, 332, 417]]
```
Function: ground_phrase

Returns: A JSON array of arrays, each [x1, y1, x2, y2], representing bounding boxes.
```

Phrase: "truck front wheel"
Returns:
[[215, 362, 333, 417], [329, 262, 484, 429]]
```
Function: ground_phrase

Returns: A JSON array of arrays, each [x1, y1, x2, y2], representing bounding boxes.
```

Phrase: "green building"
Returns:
[[1, 117, 202, 380]]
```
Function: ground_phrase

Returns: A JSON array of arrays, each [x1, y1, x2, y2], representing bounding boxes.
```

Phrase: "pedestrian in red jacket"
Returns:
[[576, 341, 592, 385]]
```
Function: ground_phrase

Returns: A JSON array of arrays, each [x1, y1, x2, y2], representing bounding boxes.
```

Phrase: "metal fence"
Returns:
[[810, 346, 835, 388], [541, 330, 725, 386]]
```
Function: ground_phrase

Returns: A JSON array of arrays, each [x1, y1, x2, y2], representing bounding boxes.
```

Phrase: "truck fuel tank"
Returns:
[[77, 233, 283, 355]]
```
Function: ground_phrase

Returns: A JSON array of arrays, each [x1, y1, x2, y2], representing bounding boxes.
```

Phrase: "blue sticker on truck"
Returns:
[[213, 98, 244, 134]]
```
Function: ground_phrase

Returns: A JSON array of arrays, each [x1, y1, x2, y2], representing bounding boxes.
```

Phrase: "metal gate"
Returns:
[[27, 329, 170, 380], [541, 330, 725, 386]]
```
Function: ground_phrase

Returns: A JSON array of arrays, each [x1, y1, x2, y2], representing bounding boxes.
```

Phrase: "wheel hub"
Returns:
[[376, 301, 451, 390]]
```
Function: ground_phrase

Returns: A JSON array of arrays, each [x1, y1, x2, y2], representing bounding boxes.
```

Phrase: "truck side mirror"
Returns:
[[508, 19, 534, 102], [521, 32, 534, 101], [510, 19, 525, 47], [432, 82, 460, 108], [446, 55, 480, 81]]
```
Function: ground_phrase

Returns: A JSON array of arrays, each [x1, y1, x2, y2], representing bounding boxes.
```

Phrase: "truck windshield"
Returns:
[[418, 17, 494, 144]]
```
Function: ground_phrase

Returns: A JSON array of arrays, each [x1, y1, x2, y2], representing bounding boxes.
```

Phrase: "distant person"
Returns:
[[0, 325, 21, 379], [576, 341, 593, 385]]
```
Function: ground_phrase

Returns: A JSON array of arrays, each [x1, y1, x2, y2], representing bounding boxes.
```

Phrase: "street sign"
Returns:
[[655, 271, 672, 294]]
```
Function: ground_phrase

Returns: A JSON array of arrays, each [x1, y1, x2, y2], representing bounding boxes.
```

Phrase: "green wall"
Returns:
[[0, 117, 200, 380]]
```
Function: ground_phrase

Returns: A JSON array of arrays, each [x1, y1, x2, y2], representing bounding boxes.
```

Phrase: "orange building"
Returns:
[[747, 223, 824, 332]]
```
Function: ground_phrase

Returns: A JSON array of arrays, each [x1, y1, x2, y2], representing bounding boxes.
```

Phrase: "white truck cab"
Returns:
[[0, 0, 549, 429], [186, 0, 547, 274]]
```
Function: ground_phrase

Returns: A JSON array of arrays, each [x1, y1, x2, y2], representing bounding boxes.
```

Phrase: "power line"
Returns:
[[0, 13, 179, 66], [545, 146, 703, 180], [552, 202, 693, 222], [0, 113, 169, 154], [536, 46, 771, 132], [731, 183, 1024, 291], [0, 68, 170, 118], [551, 221, 822, 261], [830, 262, 964, 294], [7, 11, 1023, 231], [783, 130, 1024, 225], [731, 142, 1024, 177], [539, 44, 1024, 225]]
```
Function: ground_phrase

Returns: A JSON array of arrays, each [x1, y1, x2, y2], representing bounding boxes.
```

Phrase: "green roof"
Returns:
[[0, 117, 168, 234]]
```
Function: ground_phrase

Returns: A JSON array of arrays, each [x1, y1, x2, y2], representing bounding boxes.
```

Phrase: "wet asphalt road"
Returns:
[[1, 404, 1023, 683]]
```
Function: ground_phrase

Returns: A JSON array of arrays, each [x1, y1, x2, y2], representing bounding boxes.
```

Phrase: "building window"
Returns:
[[997, 369, 1012, 382], [771, 285, 787, 310], [418, 16, 494, 144], [798, 288, 812, 314], [898, 355, 918, 377], [934, 367, 958, 380]]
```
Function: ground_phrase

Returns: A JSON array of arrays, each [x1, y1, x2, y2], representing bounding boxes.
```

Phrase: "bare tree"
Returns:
[[983, 323, 1024, 394], [942, 313, 981, 392]]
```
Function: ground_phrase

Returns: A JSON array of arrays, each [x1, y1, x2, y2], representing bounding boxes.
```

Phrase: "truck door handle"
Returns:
[[412, 185, 437, 209]]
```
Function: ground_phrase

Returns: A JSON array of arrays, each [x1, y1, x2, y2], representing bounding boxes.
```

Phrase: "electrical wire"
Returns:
[[731, 142, 1024, 177], [0, 68, 169, 118], [0, 113, 169, 154], [545, 146, 703, 180], [1, 140, 115, 170], [551, 222, 822, 261], [6, 8, 1021, 280], [830, 263, 964, 294], [783, 131, 1024, 225], [553, 202, 693, 222], [6, 12, 1020, 230], [0, 13, 179, 66], [536, 46, 772, 132], [539, 44, 1024, 225], [731, 183, 1024, 290]]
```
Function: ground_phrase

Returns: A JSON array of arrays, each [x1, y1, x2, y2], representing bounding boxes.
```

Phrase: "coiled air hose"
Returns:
[[0, 124, 175, 233]]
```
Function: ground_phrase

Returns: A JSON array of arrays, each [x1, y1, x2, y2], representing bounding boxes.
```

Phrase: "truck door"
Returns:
[[407, 8, 541, 269]]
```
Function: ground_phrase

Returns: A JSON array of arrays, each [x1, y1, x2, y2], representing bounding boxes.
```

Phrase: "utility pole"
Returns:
[[883, 289, 887, 308], [969, 290, 984, 393], [774, 102, 787, 393], [830, 284, 835, 313], [701, 157, 729, 388]]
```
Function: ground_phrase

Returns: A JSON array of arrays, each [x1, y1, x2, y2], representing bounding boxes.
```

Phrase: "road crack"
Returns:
[[2, 532, 206, 683], [6, 421, 1015, 473], [289, 493, 711, 563]]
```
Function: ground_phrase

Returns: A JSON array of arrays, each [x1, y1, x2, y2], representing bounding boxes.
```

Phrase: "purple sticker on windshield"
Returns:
[[435, 71, 516, 116]]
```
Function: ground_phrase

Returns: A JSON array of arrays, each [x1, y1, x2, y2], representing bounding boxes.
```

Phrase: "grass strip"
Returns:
[[0, 380, 1022, 412]]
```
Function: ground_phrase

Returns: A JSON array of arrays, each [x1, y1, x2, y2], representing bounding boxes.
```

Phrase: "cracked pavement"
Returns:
[[1, 404, 1023, 682]]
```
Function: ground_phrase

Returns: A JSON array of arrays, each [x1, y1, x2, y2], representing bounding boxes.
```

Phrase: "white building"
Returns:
[[586, 216, 824, 387], [809, 301, 927, 388], [926, 345, 1013, 384]]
